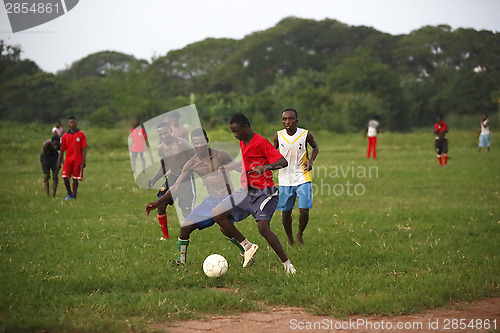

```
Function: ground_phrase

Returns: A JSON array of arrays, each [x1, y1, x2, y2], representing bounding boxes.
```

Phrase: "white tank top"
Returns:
[[277, 128, 312, 186]]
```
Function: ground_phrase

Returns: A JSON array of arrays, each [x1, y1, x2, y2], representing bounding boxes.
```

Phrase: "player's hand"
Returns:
[[145, 202, 157, 215], [304, 160, 313, 171], [249, 165, 266, 175], [81, 160, 86, 169]]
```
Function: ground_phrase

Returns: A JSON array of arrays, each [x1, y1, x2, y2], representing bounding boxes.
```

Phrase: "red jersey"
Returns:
[[434, 121, 448, 139], [131, 127, 147, 152], [61, 130, 87, 161], [240, 133, 284, 189]]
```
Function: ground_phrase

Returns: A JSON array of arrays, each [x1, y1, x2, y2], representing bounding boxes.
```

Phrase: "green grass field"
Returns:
[[0, 121, 499, 332]]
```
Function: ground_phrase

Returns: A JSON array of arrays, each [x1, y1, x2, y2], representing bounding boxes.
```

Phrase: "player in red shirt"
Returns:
[[57, 116, 87, 200], [213, 113, 297, 274], [433, 116, 448, 166]]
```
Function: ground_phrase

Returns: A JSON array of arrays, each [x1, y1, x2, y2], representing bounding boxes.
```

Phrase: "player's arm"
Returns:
[[273, 132, 279, 149], [249, 157, 288, 175], [145, 159, 194, 215], [304, 131, 319, 171]]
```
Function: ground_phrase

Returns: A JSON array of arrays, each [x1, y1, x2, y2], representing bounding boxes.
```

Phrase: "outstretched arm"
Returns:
[[249, 157, 288, 175], [145, 160, 193, 215]]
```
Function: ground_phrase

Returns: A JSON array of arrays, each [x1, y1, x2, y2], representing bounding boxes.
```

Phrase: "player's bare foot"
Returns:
[[287, 237, 294, 245]]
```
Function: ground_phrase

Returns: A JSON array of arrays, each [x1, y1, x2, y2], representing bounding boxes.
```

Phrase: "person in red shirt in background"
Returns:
[[212, 113, 296, 274], [130, 119, 147, 174], [57, 116, 87, 200], [434, 115, 448, 166]]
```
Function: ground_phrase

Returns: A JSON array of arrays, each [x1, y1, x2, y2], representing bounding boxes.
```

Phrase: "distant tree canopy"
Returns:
[[1, 17, 499, 131]]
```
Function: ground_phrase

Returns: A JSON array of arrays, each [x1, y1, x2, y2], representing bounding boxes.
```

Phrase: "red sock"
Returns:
[[437, 156, 443, 165], [157, 214, 169, 239], [444, 155, 448, 165]]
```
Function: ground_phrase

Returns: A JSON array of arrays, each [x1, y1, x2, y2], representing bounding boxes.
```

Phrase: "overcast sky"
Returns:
[[1, 0, 499, 73]]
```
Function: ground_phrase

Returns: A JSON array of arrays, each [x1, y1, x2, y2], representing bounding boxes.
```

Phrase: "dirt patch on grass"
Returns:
[[154, 297, 500, 332]]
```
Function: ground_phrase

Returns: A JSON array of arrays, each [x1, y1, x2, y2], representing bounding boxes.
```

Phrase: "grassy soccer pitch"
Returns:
[[0, 121, 498, 332]]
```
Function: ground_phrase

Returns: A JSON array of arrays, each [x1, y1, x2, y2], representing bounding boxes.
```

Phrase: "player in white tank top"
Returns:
[[274, 109, 319, 245]]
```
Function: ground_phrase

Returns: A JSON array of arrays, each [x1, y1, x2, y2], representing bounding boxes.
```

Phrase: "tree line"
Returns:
[[1, 17, 499, 132]]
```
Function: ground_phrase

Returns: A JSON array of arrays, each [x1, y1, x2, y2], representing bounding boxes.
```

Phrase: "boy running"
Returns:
[[145, 128, 247, 264], [212, 114, 296, 274], [148, 122, 196, 239]]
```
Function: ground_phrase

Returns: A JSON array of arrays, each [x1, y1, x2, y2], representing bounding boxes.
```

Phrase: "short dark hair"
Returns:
[[230, 113, 250, 127], [191, 128, 209, 142], [51, 135, 60, 142], [68, 116, 76, 120], [283, 108, 298, 118]]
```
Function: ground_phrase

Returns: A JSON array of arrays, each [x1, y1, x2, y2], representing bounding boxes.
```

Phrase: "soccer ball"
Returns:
[[202, 254, 228, 278]]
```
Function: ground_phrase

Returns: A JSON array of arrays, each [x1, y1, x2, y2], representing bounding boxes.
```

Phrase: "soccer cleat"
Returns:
[[160, 237, 168, 241], [285, 264, 297, 275], [172, 259, 185, 266], [243, 244, 259, 268], [239, 252, 254, 267], [64, 194, 74, 200]]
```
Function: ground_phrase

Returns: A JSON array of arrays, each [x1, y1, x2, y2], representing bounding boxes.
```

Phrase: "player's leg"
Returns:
[[435, 141, 443, 166], [282, 210, 294, 245], [254, 188, 296, 274], [297, 209, 309, 245], [62, 160, 74, 199], [157, 202, 169, 240], [176, 222, 197, 264], [443, 139, 448, 165], [131, 152, 137, 174], [140, 152, 146, 171], [51, 161, 58, 197], [71, 160, 84, 198], [277, 186, 296, 245], [43, 172, 50, 197], [213, 192, 256, 268], [372, 136, 377, 159], [296, 182, 313, 244], [367, 137, 371, 158], [257, 220, 296, 274]]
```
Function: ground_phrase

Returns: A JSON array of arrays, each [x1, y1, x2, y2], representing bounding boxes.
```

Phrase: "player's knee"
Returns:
[[43, 174, 50, 182], [211, 206, 228, 221]]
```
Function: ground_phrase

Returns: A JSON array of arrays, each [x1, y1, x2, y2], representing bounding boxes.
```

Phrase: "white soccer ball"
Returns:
[[203, 254, 228, 278]]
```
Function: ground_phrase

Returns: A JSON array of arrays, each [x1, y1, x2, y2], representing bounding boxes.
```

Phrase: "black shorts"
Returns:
[[157, 173, 196, 211], [41, 155, 58, 174], [435, 138, 448, 154]]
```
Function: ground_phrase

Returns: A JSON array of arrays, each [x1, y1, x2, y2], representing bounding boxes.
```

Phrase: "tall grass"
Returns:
[[0, 121, 498, 332]]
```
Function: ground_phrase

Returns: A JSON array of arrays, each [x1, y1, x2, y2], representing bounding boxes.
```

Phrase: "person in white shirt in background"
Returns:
[[477, 115, 491, 152], [366, 115, 380, 159]]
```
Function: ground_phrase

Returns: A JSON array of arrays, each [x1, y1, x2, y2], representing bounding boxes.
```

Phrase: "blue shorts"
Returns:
[[479, 133, 490, 147], [277, 182, 313, 211], [183, 195, 227, 230], [216, 186, 279, 223]]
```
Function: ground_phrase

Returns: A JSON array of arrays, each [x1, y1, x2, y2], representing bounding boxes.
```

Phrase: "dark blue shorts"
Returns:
[[216, 186, 279, 223]]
